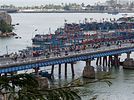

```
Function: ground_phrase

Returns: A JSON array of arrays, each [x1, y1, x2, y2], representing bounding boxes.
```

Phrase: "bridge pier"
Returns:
[[4, 73, 7, 76], [34, 67, 39, 75], [96, 57, 102, 65], [58, 62, 75, 78], [83, 60, 95, 79], [106, 57, 108, 66], [65, 63, 67, 78], [114, 55, 119, 67], [10, 72, 14, 76], [123, 52, 134, 69], [127, 52, 131, 60], [71, 62, 75, 77], [58, 64, 61, 78], [51, 65, 54, 75], [99, 57, 102, 65], [108, 55, 112, 66], [103, 56, 107, 66], [96, 58, 99, 65]]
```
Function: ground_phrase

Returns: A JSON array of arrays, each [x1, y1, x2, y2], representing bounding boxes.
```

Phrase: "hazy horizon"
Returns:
[[0, 0, 106, 6]]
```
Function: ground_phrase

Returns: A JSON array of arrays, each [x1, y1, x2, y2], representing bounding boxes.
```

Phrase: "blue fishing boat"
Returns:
[[39, 71, 52, 79], [31, 17, 134, 54]]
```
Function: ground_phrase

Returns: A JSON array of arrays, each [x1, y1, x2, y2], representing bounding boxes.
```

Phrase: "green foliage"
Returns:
[[40, 88, 81, 100], [0, 20, 13, 33], [0, 73, 81, 100], [0, 73, 112, 100]]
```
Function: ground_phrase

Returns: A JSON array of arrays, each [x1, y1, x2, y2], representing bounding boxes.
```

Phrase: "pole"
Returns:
[[6, 45, 8, 55], [59, 64, 61, 78], [65, 63, 67, 78], [71, 63, 75, 77], [51, 65, 54, 75], [32, 29, 37, 39]]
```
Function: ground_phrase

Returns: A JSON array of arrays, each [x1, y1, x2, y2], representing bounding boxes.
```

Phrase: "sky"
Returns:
[[0, 0, 107, 6]]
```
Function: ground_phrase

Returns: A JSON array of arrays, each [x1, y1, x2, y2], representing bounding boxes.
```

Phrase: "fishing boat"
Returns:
[[117, 16, 134, 24], [15, 36, 21, 39], [39, 71, 52, 79], [31, 17, 134, 53]]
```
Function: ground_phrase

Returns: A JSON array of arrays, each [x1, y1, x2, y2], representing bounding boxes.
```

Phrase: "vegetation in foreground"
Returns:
[[0, 73, 112, 100]]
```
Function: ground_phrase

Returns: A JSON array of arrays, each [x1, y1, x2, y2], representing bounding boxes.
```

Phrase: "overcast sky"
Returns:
[[0, 0, 107, 6]]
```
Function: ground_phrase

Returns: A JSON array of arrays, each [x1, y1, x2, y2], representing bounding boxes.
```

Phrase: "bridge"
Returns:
[[0, 41, 134, 78]]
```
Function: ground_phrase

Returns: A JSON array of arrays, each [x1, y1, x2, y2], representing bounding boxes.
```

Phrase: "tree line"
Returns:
[[0, 20, 13, 33]]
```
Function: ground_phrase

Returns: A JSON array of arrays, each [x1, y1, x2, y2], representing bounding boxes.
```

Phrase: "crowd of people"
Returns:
[[9, 52, 27, 61], [2, 38, 132, 63]]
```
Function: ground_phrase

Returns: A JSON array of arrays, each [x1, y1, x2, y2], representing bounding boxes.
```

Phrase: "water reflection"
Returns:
[[78, 66, 134, 100]]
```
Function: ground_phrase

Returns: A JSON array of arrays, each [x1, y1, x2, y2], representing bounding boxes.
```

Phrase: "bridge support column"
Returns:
[[108, 56, 112, 66], [65, 63, 67, 78], [51, 65, 54, 75], [114, 55, 119, 67], [86, 60, 91, 66], [10, 72, 14, 76], [96, 58, 99, 65], [71, 62, 75, 77], [127, 52, 131, 60], [106, 56, 108, 66], [103, 56, 107, 66], [4, 73, 7, 76], [58, 64, 61, 78], [83, 60, 95, 79], [99, 57, 102, 65], [96, 57, 102, 65], [34, 67, 39, 75], [123, 52, 134, 69]]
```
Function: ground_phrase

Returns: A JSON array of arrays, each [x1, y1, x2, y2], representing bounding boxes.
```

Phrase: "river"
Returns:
[[0, 13, 134, 100]]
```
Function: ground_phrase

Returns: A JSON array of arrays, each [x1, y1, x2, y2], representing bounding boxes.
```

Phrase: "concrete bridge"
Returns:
[[0, 42, 134, 78]]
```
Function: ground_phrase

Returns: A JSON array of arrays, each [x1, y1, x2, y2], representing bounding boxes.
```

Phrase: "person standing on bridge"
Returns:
[[13, 52, 18, 61]]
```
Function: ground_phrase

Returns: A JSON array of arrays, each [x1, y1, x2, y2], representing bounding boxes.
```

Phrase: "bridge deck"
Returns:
[[0, 43, 134, 74]]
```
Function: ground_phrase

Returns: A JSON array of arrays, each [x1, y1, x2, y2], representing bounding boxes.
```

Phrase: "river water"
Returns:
[[0, 13, 134, 100]]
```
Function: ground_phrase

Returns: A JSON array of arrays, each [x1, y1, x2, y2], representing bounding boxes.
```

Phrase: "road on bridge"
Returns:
[[0, 42, 133, 68]]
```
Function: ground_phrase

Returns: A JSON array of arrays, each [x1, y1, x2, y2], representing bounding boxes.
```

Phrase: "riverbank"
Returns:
[[0, 32, 16, 37], [18, 10, 134, 13]]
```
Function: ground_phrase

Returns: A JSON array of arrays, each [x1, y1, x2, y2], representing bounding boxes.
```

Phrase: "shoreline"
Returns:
[[17, 10, 134, 13], [0, 32, 16, 37]]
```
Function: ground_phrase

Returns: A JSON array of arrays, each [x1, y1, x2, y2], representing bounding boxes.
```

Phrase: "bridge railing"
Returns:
[[0, 43, 134, 67]]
